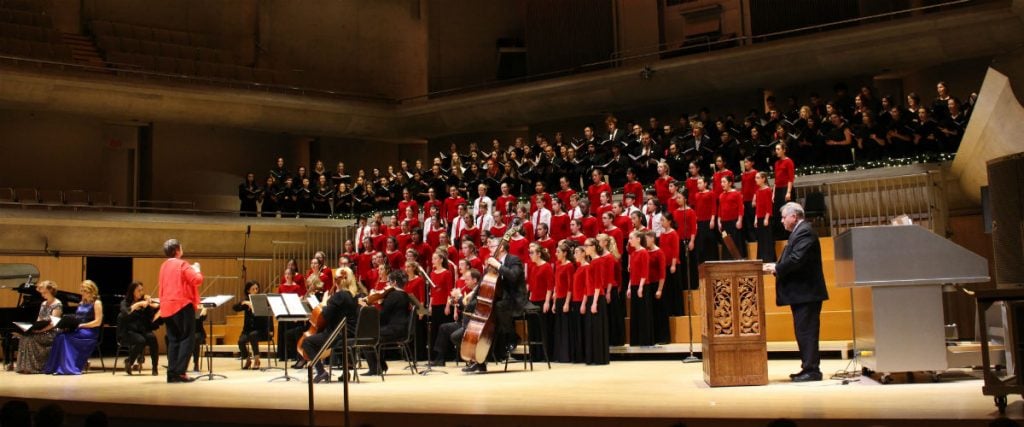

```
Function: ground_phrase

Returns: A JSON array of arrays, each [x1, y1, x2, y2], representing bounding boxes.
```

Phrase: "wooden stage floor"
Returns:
[[1, 356, 1018, 427]]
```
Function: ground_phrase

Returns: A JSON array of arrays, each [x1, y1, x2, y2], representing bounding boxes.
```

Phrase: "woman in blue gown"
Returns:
[[44, 280, 104, 375]]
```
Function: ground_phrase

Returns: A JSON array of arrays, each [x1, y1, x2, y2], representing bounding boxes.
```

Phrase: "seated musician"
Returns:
[[358, 270, 411, 376], [462, 235, 528, 374], [15, 280, 63, 374], [303, 269, 360, 384], [430, 269, 480, 367], [117, 281, 161, 376]]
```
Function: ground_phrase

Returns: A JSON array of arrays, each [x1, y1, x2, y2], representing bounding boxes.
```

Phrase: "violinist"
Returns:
[[233, 281, 269, 370], [305, 266, 361, 383], [117, 281, 161, 376], [358, 270, 411, 376]]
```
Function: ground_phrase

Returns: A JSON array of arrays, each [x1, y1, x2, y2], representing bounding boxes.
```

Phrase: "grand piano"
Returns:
[[1, 264, 81, 367]]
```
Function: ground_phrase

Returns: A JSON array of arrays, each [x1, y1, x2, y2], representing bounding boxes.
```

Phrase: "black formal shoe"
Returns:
[[792, 371, 823, 382], [313, 371, 331, 384], [789, 370, 805, 379], [167, 374, 195, 383], [292, 360, 307, 369], [462, 363, 487, 374], [152, 366, 158, 376], [124, 359, 133, 376]]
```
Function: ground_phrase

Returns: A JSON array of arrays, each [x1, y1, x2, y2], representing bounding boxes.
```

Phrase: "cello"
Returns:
[[296, 291, 329, 361], [460, 219, 521, 364]]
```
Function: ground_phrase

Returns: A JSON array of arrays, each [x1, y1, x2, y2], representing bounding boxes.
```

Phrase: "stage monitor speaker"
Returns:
[[986, 152, 1024, 288]]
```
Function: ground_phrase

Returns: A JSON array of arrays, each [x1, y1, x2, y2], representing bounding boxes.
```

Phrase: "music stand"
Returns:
[[195, 295, 234, 381], [306, 317, 349, 427], [266, 293, 309, 382], [682, 243, 701, 364], [249, 294, 282, 372]]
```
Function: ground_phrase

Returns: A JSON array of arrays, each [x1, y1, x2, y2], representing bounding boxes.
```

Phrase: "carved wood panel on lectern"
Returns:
[[712, 278, 733, 336], [738, 275, 761, 336]]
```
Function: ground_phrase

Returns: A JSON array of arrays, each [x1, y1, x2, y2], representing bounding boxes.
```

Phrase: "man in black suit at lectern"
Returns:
[[763, 202, 829, 382]]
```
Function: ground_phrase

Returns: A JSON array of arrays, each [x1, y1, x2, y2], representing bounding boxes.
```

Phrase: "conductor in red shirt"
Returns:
[[158, 239, 203, 383]]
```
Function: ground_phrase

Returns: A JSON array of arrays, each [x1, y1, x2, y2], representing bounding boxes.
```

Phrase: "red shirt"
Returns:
[[371, 234, 387, 253], [613, 215, 632, 245], [396, 233, 413, 253], [603, 227, 624, 253], [587, 183, 611, 215], [443, 196, 466, 223], [588, 254, 610, 289], [397, 199, 419, 221], [718, 190, 744, 221], [660, 230, 680, 267], [423, 200, 443, 219], [556, 189, 575, 210], [386, 250, 404, 271], [549, 213, 570, 242], [405, 276, 426, 303], [741, 170, 758, 202], [755, 187, 774, 219], [509, 237, 530, 261], [158, 258, 203, 317], [774, 157, 795, 188], [357, 251, 377, 281], [622, 181, 644, 203], [654, 176, 675, 206], [685, 177, 700, 207], [628, 248, 649, 286], [426, 225, 444, 249], [536, 237, 557, 261], [459, 227, 481, 248], [279, 273, 306, 292], [667, 196, 680, 214], [527, 261, 554, 302], [490, 224, 508, 238], [568, 234, 587, 246], [712, 169, 734, 199], [582, 216, 600, 238], [277, 281, 305, 297], [554, 261, 575, 300], [672, 208, 697, 240], [496, 195, 517, 216], [586, 261, 605, 298], [694, 191, 717, 222], [647, 248, 665, 283], [429, 269, 454, 306], [530, 192, 553, 213], [571, 264, 590, 302], [366, 269, 381, 291], [306, 267, 334, 294]]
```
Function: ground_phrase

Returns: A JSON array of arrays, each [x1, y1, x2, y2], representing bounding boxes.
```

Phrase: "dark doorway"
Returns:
[[85, 257, 133, 355]]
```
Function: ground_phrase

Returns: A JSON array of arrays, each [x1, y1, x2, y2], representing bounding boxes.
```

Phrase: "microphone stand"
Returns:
[[417, 265, 446, 375], [682, 241, 701, 364]]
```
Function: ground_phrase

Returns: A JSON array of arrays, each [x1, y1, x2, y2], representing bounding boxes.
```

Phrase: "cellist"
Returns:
[[461, 234, 527, 374], [302, 266, 359, 384]]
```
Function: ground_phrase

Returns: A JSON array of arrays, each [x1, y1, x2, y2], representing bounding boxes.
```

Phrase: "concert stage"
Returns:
[[1, 356, 1016, 427]]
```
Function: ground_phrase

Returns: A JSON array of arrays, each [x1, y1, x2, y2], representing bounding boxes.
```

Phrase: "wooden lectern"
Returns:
[[699, 260, 768, 387]]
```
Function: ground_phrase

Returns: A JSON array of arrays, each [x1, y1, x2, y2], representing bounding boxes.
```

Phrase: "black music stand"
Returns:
[[417, 265, 446, 375], [195, 295, 234, 381], [306, 318, 349, 427], [249, 294, 282, 372], [682, 244, 701, 364], [266, 293, 310, 382]]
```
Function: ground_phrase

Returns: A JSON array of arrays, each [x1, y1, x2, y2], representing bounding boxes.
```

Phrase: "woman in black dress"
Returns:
[[233, 281, 269, 370], [118, 281, 161, 376]]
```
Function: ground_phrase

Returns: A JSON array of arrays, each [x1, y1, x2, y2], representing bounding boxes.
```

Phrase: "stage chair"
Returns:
[[331, 306, 380, 383], [377, 312, 417, 374], [111, 335, 141, 375], [505, 306, 551, 371]]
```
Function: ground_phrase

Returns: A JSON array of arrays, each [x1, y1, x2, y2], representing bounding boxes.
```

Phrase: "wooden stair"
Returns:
[[60, 32, 107, 69]]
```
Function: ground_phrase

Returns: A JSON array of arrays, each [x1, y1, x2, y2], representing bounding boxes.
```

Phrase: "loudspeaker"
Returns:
[[986, 153, 1024, 287]]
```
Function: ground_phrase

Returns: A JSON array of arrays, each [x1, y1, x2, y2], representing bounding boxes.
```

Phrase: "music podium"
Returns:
[[698, 260, 768, 387]]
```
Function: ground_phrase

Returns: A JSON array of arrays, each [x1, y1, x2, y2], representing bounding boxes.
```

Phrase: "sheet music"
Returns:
[[13, 322, 32, 332], [267, 295, 289, 317], [282, 293, 307, 315], [307, 294, 320, 308], [200, 294, 234, 308]]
